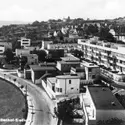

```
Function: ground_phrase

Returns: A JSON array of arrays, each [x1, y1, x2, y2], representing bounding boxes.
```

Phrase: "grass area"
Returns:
[[0, 79, 27, 125]]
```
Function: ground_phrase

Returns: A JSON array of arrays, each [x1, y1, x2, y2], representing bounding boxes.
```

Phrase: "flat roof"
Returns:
[[81, 61, 99, 68], [30, 65, 56, 71], [57, 61, 80, 64], [88, 86, 124, 110], [61, 56, 80, 62], [56, 75, 80, 79], [47, 77, 56, 84]]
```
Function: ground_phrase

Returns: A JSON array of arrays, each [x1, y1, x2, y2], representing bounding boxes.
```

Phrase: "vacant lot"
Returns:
[[0, 79, 27, 125]]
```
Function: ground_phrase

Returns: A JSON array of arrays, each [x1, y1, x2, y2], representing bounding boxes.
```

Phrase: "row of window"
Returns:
[[56, 88, 62, 92], [52, 86, 62, 92]]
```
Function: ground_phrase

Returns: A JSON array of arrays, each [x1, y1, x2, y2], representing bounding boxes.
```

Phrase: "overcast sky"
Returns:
[[0, 0, 125, 22]]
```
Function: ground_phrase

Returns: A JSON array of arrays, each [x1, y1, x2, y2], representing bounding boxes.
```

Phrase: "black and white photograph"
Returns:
[[0, 0, 125, 125]]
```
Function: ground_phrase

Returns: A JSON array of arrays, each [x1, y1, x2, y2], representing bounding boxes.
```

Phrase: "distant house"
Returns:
[[42, 40, 53, 49], [15, 49, 30, 57], [19, 37, 31, 48], [109, 29, 125, 42], [56, 56, 80, 73], [80, 86, 125, 125], [30, 65, 57, 84], [46, 74, 80, 95]]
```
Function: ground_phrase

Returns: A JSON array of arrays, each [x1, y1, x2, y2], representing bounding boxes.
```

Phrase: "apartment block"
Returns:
[[78, 38, 125, 83]]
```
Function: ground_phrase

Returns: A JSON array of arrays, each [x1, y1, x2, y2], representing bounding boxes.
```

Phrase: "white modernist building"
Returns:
[[19, 38, 31, 47], [56, 56, 80, 73], [46, 75, 80, 95]]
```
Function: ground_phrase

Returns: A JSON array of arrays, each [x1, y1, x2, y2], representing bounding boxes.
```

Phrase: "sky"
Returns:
[[0, 0, 125, 22]]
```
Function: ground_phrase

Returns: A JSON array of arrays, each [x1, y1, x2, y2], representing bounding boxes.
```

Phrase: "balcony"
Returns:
[[117, 62, 125, 68], [100, 68, 125, 85]]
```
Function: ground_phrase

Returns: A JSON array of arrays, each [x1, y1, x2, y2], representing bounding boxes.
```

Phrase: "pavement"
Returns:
[[0, 72, 58, 125]]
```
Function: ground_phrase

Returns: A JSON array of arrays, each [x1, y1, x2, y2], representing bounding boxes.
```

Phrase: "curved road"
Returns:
[[2, 73, 56, 125]]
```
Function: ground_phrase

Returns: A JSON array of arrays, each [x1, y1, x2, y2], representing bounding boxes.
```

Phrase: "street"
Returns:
[[3, 73, 57, 125]]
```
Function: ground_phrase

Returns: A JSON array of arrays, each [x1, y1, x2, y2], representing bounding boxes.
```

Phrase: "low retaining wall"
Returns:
[[41, 80, 56, 100]]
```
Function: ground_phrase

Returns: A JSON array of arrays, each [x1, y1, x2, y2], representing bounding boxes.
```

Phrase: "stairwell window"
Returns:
[[69, 80, 71, 84]]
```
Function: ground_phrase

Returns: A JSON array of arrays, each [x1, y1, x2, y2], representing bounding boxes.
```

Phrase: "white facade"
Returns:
[[25, 46, 40, 51], [0, 45, 5, 54], [16, 49, 30, 56], [20, 38, 31, 47], [42, 40, 53, 49], [47, 75, 80, 95]]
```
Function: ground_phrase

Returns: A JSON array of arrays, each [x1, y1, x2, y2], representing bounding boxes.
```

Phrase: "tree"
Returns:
[[99, 26, 116, 42], [32, 21, 40, 26], [70, 49, 83, 58], [13, 40, 21, 51], [4, 48, 14, 63], [32, 50, 47, 62], [87, 24, 98, 35], [56, 97, 80, 123], [19, 56, 27, 70]]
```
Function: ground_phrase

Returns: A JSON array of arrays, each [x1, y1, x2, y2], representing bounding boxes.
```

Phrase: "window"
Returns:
[[52, 86, 55, 92], [56, 88, 59, 92], [88, 68, 92, 72], [69, 80, 71, 84], [71, 87, 74, 90], [92, 75, 96, 79], [60, 88, 62, 92]]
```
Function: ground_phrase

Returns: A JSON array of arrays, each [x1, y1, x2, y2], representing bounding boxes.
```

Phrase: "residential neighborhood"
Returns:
[[1, 1, 125, 125]]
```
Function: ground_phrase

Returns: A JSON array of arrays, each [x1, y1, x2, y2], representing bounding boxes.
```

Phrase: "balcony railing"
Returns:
[[100, 68, 125, 84]]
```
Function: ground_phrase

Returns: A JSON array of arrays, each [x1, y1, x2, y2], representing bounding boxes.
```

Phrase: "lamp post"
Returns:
[[25, 85, 28, 100]]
